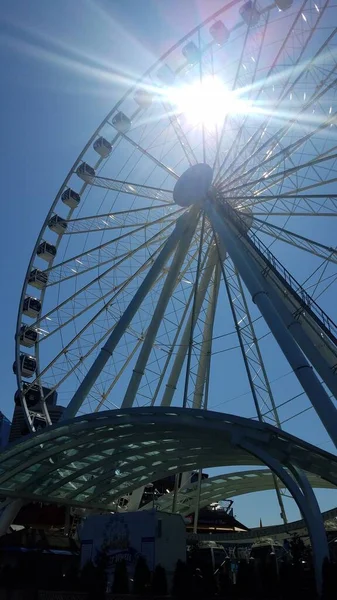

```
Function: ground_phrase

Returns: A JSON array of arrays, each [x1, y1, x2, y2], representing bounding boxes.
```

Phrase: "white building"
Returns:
[[80, 509, 186, 584]]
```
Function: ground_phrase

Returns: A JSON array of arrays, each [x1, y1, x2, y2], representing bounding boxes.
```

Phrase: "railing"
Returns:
[[219, 200, 337, 347], [187, 506, 337, 543]]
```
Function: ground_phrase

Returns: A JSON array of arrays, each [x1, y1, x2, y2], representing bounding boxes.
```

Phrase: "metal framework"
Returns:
[[14, 0, 337, 434], [0, 407, 334, 589], [141, 468, 336, 515], [10, 1, 337, 592], [1, 408, 336, 510]]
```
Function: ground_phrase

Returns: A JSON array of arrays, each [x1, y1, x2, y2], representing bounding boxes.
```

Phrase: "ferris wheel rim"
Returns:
[[14, 0, 257, 430], [15, 0, 337, 446]]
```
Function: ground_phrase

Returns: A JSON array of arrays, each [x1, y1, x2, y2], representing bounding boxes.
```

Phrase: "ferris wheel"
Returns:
[[14, 0, 337, 474]]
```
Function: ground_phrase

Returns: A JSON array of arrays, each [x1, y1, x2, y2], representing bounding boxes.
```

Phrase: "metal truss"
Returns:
[[141, 468, 336, 516], [89, 175, 174, 203], [218, 252, 288, 524], [251, 218, 337, 265], [207, 199, 337, 448], [1, 407, 337, 510]]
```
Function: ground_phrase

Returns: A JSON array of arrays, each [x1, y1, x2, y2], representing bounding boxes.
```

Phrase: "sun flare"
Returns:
[[169, 76, 251, 127]]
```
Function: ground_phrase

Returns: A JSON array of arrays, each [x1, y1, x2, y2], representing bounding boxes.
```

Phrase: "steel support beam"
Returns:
[[0, 499, 23, 537], [244, 440, 328, 597], [122, 208, 199, 408], [206, 201, 337, 449], [160, 248, 217, 407], [192, 264, 220, 409], [63, 209, 195, 419]]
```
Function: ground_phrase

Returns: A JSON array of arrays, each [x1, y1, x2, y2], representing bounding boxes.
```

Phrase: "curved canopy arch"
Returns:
[[141, 469, 336, 515], [0, 408, 337, 512]]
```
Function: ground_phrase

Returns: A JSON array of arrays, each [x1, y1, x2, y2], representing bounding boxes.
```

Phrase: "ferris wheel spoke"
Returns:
[[65, 203, 174, 235], [251, 218, 337, 265], [156, 94, 198, 166], [87, 175, 174, 203], [37, 241, 168, 347], [121, 209, 200, 409], [61, 209, 200, 419], [45, 209, 182, 286], [213, 0, 316, 179], [225, 149, 337, 196], [212, 6, 258, 172], [31, 220, 175, 341], [117, 131, 179, 179], [219, 256, 282, 427], [244, 193, 337, 215], [196, 28, 207, 165], [214, 10, 270, 177], [248, 166, 337, 199], [160, 245, 217, 407], [216, 16, 337, 187], [94, 340, 144, 412], [220, 107, 337, 193], [14, 0, 337, 479], [244, 170, 337, 200], [92, 232, 210, 411], [192, 262, 220, 410], [149, 276, 197, 408], [28, 251, 173, 402], [223, 90, 337, 195], [33, 218, 176, 352]]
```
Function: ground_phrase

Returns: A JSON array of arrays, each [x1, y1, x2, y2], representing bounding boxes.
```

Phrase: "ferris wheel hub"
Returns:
[[173, 163, 213, 207]]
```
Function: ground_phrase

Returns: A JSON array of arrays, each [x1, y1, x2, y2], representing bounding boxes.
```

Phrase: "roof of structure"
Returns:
[[141, 468, 336, 515], [0, 407, 336, 512]]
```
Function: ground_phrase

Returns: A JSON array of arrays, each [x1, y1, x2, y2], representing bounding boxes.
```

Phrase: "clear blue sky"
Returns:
[[1, 0, 336, 528]]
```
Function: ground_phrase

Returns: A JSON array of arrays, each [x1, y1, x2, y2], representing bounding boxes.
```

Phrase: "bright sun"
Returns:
[[170, 76, 251, 127]]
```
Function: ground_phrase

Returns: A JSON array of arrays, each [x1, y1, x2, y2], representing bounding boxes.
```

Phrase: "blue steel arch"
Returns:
[[0, 407, 336, 592], [0, 407, 336, 510]]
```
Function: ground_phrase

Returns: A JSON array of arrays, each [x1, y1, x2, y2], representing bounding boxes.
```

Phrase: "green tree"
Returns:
[[172, 560, 191, 598], [112, 559, 129, 594], [133, 555, 151, 595], [80, 561, 97, 595], [152, 564, 168, 596], [322, 557, 335, 600]]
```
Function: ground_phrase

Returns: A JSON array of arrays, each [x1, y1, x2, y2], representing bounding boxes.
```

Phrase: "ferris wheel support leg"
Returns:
[[262, 293, 337, 402], [160, 247, 217, 407], [244, 440, 328, 597], [121, 207, 199, 409], [289, 465, 329, 595], [192, 263, 220, 409], [0, 499, 23, 537], [206, 202, 337, 449], [62, 209, 196, 420]]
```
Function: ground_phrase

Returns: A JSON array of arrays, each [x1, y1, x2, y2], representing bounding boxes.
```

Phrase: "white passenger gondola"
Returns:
[[182, 41, 200, 65], [240, 1, 260, 26], [275, 0, 293, 9], [93, 136, 112, 158], [76, 162, 96, 183], [61, 188, 81, 209], [28, 268, 48, 290], [19, 324, 38, 348], [157, 64, 175, 85], [13, 353, 37, 378], [37, 241, 57, 262], [23, 296, 41, 318], [134, 89, 153, 109], [32, 413, 47, 430], [111, 112, 132, 133], [15, 382, 58, 407], [48, 214, 68, 234], [210, 21, 230, 46]]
